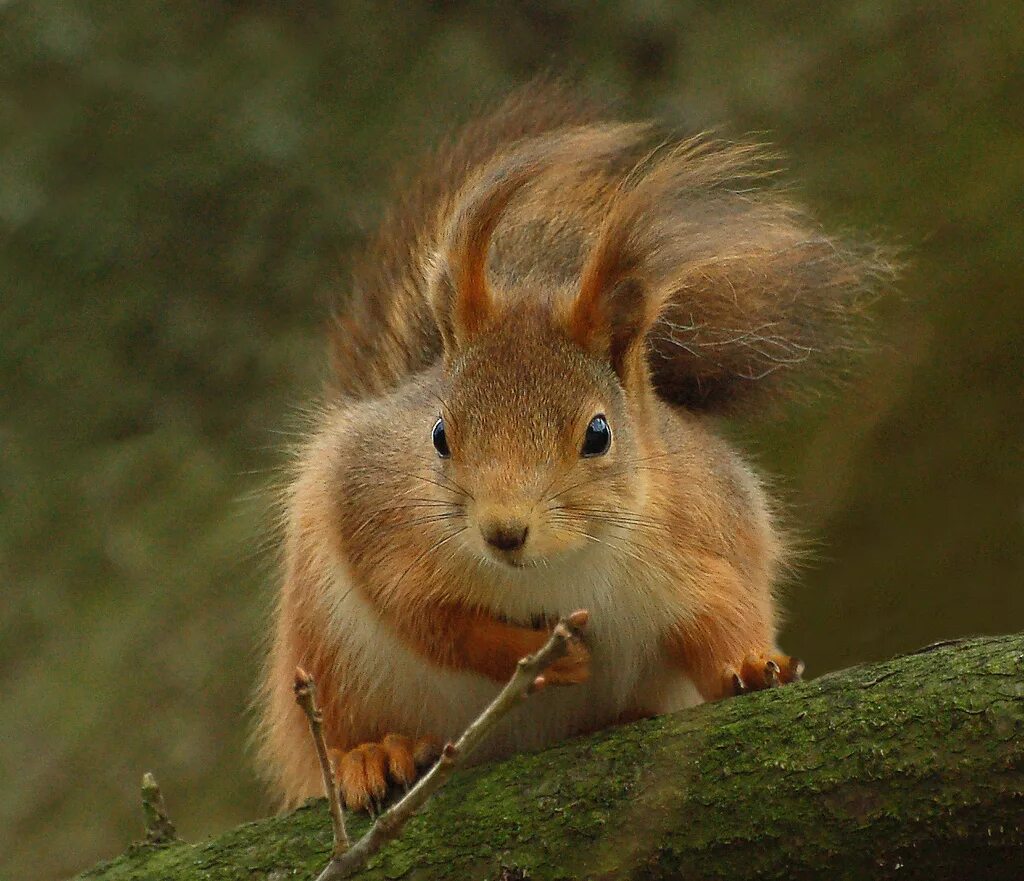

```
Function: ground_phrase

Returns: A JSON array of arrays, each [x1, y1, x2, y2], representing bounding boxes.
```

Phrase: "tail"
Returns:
[[330, 85, 896, 410]]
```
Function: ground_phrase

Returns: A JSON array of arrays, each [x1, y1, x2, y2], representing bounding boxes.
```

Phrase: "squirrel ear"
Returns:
[[429, 125, 650, 358], [428, 156, 546, 356], [566, 195, 663, 381], [567, 275, 655, 380]]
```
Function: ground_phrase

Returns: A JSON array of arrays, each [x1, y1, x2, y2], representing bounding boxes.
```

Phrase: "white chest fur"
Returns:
[[321, 547, 702, 760]]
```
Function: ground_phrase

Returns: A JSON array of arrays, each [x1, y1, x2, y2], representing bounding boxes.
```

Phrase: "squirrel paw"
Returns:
[[725, 653, 804, 696], [544, 639, 592, 686], [330, 734, 440, 813]]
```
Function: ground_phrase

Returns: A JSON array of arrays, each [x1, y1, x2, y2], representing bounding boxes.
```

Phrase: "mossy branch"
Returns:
[[79, 634, 1024, 881]]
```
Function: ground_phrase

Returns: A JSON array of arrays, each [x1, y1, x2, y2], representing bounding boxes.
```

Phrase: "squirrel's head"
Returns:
[[423, 136, 665, 570], [432, 308, 647, 569]]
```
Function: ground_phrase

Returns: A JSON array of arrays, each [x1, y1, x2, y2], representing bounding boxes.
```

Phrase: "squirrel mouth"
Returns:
[[484, 545, 530, 568]]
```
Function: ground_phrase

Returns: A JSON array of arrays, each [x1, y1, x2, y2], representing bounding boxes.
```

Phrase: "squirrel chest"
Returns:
[[319, 546, 702, 762]]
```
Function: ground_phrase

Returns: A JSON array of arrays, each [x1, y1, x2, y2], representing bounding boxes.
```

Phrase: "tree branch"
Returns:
[[78, 634, 1024, 881]]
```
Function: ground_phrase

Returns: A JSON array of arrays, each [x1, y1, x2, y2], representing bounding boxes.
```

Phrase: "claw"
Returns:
[[790, 658, 806, 682], [334, 734, 430, 815], [721, 651, 804, 699]]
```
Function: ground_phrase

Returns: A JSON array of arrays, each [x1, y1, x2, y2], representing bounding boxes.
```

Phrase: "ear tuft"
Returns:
[[568, 276, 656, 379], [428, 125, 650, 358], [427, 147, 554, 357], [428, 167, 526, 354], [566, 160, 668, 381]]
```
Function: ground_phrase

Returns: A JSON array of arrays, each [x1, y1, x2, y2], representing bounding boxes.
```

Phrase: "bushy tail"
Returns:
[[330, 85, 896, 409], [575, 136, 898, 410]]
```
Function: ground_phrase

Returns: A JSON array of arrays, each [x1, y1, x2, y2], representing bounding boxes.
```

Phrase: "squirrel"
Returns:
[[257, 86, 892, 812]]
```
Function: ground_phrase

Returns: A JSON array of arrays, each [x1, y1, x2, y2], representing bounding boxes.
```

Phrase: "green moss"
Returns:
[[76, 636, 1024, 881]]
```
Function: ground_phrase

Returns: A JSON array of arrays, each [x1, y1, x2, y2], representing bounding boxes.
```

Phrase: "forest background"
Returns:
[[1, 3, 1021, 879]]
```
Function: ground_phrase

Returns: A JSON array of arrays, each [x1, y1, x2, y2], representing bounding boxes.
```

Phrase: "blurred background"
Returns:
[[1, 2, 1021, 878]]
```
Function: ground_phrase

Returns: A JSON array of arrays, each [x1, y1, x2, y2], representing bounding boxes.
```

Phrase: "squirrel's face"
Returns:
[[432, 311, 647, 570]]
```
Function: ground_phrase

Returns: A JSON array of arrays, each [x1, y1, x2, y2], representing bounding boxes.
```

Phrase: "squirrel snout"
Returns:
[[482, 522, 529, 553]]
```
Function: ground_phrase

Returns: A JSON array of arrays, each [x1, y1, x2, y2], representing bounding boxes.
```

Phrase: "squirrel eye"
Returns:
[[432, 417, 450, 458], [581, 414, 611, 457]]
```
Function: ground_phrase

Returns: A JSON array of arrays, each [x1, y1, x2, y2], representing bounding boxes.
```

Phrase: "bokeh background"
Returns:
[[2, 2, 1021, 878]]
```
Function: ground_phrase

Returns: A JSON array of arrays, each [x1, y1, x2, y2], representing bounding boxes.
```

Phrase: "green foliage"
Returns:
[[1, 2, 1021, 879]]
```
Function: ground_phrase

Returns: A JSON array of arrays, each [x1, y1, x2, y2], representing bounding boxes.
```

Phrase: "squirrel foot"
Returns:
[[330, 734, 441, 813], [724, 653, 804, 697]]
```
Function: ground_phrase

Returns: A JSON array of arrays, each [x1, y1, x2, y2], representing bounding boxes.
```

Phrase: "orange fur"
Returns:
[[666, 606, 774, 702], [336, 742, 389, 811], [379, 734, 418, 786], [257, 85, 891, 811]]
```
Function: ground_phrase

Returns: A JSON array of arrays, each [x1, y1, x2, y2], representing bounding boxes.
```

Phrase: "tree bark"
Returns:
[[77, 635, 1024, 881]]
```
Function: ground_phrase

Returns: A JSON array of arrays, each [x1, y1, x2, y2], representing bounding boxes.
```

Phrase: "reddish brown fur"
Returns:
[[259, 85, 891, 810]]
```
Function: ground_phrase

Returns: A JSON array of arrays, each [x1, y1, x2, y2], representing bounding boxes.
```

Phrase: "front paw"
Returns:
[[330, 734, 440, 813], [724, 652, 804, 697], [545, 639, 592, 685]]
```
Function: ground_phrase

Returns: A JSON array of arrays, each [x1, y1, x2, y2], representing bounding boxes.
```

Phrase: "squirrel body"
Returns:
[[259, 87, 890, 810]]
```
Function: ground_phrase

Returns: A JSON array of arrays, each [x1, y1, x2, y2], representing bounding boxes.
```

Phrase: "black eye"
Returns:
[[581, 414, 611, 457], [432, 418, 450, 458]]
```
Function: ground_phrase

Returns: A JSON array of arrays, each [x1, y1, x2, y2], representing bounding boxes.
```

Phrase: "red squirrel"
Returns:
[[258, 87, 891, 812]]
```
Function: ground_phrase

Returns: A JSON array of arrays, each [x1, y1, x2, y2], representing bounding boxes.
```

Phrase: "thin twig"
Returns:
[[294, 667, 350, 857], [313, 608, 590, 881]]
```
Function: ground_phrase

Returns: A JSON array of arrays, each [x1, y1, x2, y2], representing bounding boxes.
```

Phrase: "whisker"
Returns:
[[564, 505, 666, 524], [399, 456, 477, 501], [368, 463, 473, 500], [384, 499, 461, 510], [631, 466, 690, 478], [566, 505, 660, 519], [386, 526, 469, 604], [618, 449, 689, 467], [550, 514, 668, 540], [400, 512, 465, 529], [348, 505, 464, 542], [549, 510, 665, 532], [547, 471, 619, 503], [553, 522, 658, 569], [545, 447, 694, 505]]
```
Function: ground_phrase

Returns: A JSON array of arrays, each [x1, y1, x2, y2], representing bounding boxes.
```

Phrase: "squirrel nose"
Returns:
[[483, 523, 529, 552]]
